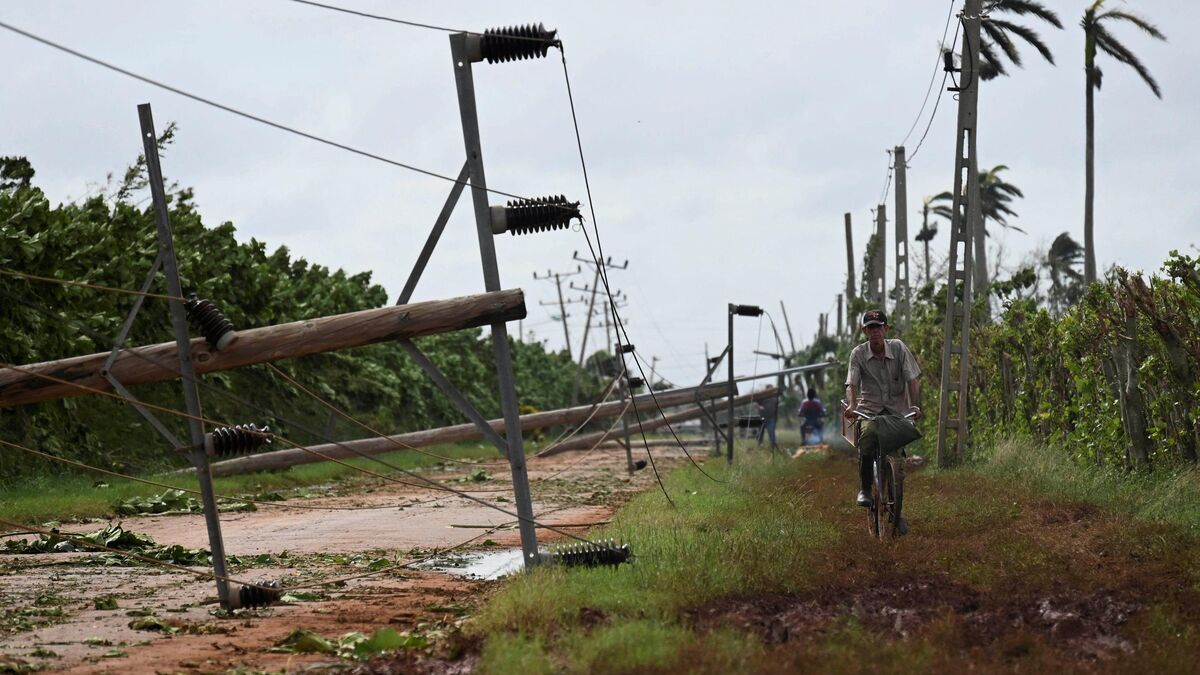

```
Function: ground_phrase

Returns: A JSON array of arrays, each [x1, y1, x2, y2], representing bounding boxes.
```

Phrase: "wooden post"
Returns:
[[0, 290, 525, 408]]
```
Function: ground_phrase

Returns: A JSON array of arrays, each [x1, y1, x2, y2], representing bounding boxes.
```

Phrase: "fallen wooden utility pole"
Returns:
[[539, 388, 773, 457], [0, 289, 526, 408], [208, 381, 734, 477]]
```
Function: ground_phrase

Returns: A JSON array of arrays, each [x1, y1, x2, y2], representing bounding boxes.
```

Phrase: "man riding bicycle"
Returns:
[[843, 309, 922, 535]]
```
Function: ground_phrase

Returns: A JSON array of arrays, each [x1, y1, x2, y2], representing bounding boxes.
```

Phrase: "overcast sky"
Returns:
[[1, 1, 1195, 390]]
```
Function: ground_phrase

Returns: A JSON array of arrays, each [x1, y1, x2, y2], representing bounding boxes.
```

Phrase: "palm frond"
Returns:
[[1100, 10, 1167, 40], [996, 0, 1064, 29], [989, 18, 1056, 64], [976, 38, 1006, 80], [1094, 25, 1162, 97], [982, 21, 1022, 67]]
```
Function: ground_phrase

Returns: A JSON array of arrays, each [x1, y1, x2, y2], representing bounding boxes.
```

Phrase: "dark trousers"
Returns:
[[858, 419, 906, 518], [756, 417, 778, 449]]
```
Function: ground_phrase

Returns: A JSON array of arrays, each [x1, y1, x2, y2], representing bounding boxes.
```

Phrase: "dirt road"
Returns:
[[0, 441, 689, 673]]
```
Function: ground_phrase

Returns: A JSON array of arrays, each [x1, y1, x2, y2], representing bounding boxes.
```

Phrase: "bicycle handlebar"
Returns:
[[839, 399, 918, 422]]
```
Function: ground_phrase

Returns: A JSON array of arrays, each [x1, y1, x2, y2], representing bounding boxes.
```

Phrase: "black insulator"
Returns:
[[547, 538, 631, 568], [732, 304, 764, 317], [633, 459, 647, 471], [619, 344, 636, 354], [238, 580, 281, 609], [627, 377, 645, 390], [184, 294, 236, 350], [942, 50, 958, 73], [480, 23, 558, 63], [505, 195, 581, 236], [207, 424, 272, 458]]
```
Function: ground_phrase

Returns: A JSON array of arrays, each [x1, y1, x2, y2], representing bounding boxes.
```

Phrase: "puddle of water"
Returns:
[[421, 548, 526, 580]]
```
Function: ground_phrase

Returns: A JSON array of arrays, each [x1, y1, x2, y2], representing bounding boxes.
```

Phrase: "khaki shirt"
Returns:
[[845, 339, 921, 415]]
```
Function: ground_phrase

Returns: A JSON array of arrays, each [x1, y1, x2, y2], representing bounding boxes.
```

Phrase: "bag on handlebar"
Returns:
[[871, 415, 922, 455]]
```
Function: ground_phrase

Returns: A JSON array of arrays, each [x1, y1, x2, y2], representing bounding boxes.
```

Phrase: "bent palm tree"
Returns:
[[978, 0, 1063, 81], [1082, 2, 1166, 284], [917, 193, 953, 285], [1043, 232, 1085, 315]]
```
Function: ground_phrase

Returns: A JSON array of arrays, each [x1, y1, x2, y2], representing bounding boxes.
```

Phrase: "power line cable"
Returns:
[[898, 0, 959, 148], [558, 48, 722, 489], [0, 20, 571, 216], [907, 17, 961, 164]]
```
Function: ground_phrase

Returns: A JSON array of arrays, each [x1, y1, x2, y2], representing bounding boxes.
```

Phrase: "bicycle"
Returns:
[[840, 401, 917, 540]]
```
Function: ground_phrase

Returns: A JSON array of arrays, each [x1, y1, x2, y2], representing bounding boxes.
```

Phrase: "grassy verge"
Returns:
[[467, 438, 1200, 673], [971, 437, 1200, 535], [472, 443, 836, 673], [0, 441, 502, 524]]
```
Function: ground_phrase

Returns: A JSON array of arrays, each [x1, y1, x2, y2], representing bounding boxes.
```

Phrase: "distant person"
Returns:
[[798, 387, 826, 444], [844, 309, 922, 535], [755, 384, 780, 451]]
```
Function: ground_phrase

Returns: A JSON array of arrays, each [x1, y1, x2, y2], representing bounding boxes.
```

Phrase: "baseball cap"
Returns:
[[861, 309, 888, 327]]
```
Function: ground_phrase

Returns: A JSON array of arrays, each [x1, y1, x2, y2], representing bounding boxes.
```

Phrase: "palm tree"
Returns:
[[1082, 2, 1166, 284], [916, 192, 953, 285], [1043, 232, 1084, 314], [978, 1, 1064, 81]]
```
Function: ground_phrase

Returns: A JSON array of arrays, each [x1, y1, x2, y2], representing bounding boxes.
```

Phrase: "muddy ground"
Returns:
[[1, 440, 692, 673]]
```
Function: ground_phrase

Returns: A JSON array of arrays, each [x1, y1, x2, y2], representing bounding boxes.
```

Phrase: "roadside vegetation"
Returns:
[[467, 439, 1200, 673]]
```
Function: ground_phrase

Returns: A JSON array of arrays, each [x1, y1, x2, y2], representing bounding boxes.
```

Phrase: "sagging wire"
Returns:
[[535, 375, 621, 456], [898, 0, 958, 149], [538, 399, 632, 482], [908, 16, 961, 164], [558, 46, 722, 491], [877, 151, 895, 207], [262, 362, 470, 466], [0, 290, 627, 554], [0, 268, 184, 301]]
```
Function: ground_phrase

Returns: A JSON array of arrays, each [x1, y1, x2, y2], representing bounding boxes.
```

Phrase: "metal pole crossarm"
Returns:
[[0, 289, 527, 408]]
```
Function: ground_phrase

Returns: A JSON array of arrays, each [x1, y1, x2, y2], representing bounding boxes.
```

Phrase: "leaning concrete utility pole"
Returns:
[[936, 0, 982, 468], [844, 212, 857, 333], [569, 251, 627, 406], [872, 204, 887, 310], [533, 266, 581, 360], [893, 145, 912, 333]]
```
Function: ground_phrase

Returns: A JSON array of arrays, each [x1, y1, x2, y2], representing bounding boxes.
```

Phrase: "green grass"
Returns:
[[0, 441, 501, 525], [971, 437, 1200, 535], [472, 444, 835, 659]]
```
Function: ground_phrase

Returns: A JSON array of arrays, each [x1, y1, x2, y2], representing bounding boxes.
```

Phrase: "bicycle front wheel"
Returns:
[[867, 459, 882, 538], [881, 459, 898, 539]]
